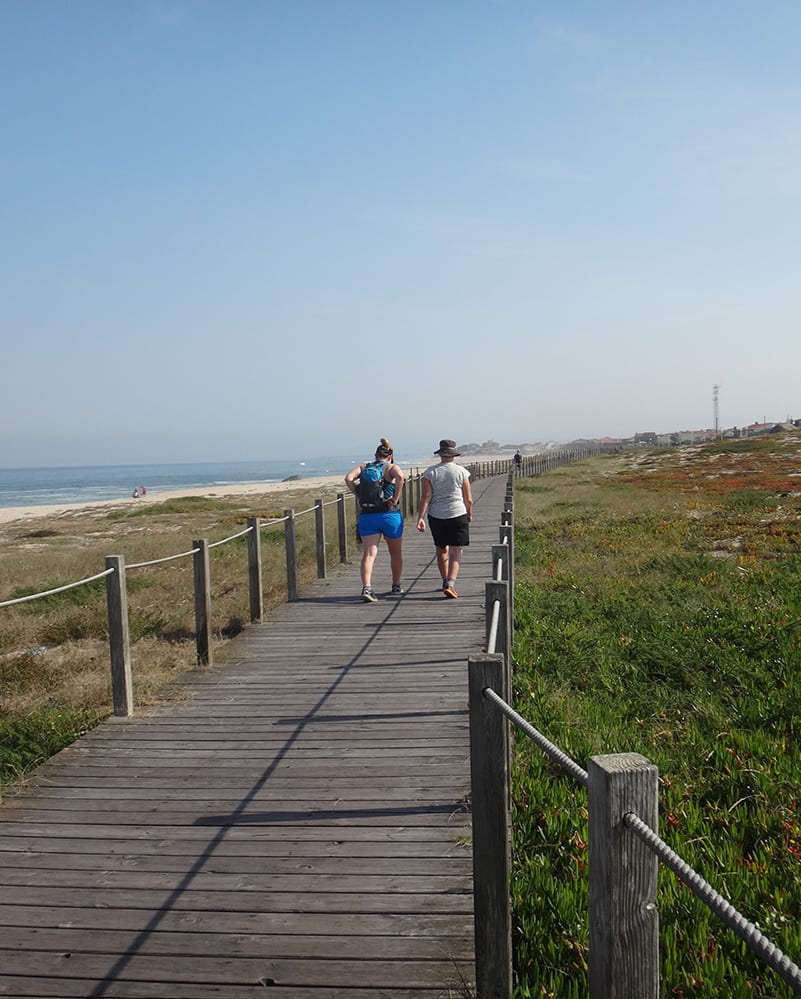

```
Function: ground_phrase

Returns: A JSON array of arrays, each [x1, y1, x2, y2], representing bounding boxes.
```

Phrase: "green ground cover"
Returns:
[[511, 435, 801, 997]]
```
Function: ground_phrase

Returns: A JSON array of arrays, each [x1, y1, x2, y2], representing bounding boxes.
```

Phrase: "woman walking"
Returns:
[[345, 438, 405, 602], [416, 439, 472, 598]]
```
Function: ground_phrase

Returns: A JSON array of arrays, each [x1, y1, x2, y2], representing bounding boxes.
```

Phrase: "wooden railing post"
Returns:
[[314, 499, 326, 579], [105, 555, 133, 717], [588, 753, 660, 999], [469, 654, 512, 999], [192, 539, 212, 666], [284, 509, 299, 602], [247, 517, 263, 623], [337, 493, 348, 563]]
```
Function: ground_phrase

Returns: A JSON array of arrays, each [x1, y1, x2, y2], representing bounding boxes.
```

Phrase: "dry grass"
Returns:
[[0, 482, 352, 720]]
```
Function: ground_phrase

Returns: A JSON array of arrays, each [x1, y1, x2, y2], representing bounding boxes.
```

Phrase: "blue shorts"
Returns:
[[358, 510, 404, 539]]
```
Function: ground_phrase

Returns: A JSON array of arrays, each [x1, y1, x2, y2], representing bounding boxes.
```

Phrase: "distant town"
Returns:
[[461, 416, 801, 457]]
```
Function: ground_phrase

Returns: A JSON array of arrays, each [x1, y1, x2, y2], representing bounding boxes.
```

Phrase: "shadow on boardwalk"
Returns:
[[0, 475, 510, 998]]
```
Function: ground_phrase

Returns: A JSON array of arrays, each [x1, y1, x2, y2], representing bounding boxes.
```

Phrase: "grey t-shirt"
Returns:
[[424, 462, 471, 519]]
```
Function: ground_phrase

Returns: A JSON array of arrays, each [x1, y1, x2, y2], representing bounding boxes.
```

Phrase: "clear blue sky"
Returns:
[[2, 1, 799, 466]]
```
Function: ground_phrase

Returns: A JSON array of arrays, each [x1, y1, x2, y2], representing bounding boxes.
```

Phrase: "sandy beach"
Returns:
[[0, 475, 346, 526], [0, 453, 520, 527]]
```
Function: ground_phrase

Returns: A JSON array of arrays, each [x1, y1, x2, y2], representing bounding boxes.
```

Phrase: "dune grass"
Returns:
[[0, 482, 352, 784], [510, 434, 801, 997]]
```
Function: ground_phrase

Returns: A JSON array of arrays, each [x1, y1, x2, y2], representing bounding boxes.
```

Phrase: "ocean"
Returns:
[[0, 456, 421, 510]]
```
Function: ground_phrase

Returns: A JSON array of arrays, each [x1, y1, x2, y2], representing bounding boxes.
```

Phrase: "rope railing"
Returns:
[[1, 490, 354, 718], [260, 515, 290, 527], [127, 547, 199, 570], [484, 685, 589, 787], [473, 676, 801, 997], [625, 812, 801, 992], [0, 567, 116, 608], [208, 525, 254, 549], [487, 600, 501, 656]]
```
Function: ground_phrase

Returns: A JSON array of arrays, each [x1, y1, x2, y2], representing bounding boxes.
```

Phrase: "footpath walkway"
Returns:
[[0, 473, 511, 999]]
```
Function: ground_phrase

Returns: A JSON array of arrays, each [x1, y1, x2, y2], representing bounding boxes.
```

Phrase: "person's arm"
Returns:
[[462, 477, 473, 522], [344, 464, 363, 496], [386, 463, 404, 506], [416, 477, 433, 532]]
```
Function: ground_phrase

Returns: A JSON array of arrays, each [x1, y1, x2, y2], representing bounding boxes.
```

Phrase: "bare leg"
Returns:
[[385, 536, 403, 586], [360, 535, 380, 587], [436, 546, 449, 583], [446, 545, 463, 583]]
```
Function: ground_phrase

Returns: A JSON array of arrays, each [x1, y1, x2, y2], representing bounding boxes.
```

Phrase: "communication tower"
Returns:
[[713, 384, 720, 436]]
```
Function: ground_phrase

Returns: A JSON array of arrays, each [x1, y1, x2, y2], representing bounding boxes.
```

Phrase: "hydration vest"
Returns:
[[357, 461, 389, 513]]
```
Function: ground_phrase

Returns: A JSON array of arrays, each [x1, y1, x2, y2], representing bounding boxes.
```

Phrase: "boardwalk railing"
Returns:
[[1, 493, 353, 716], [468, 470, 801, 998]]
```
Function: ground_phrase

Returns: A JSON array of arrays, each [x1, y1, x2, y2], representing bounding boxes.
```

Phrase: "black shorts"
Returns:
[[428, 514, 470, 549]]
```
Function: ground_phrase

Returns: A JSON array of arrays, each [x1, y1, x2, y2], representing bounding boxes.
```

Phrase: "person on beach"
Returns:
[[416, 439, 472, 599], [514, 449, 522, 471], [132, 486, 140, 499], [344, 438, 405, 603]]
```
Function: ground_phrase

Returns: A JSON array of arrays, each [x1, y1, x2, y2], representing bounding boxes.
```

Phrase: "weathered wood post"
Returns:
[[314, 499, 326, 579], [192, 539, 213, 666], [284, 509, 299, 602], [469, 654, 512, 999], [247, 517, 263, 623], [588, 753, 660, 999], [337, 493, 348, 563], [105, 555, 133, 717]]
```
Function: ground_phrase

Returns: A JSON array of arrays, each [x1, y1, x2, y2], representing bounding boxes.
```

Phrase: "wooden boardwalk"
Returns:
[[0, 473, 510, 998]]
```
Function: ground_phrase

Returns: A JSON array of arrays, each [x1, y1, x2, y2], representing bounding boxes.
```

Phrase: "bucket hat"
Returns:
[[434, 439, 461, 457]]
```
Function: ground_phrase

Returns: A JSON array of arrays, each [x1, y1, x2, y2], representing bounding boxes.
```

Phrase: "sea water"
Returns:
[[0, 457, 402, 509]]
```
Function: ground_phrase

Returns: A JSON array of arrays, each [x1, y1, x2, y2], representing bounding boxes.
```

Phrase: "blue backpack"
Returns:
[[357, 461, 388, 513]]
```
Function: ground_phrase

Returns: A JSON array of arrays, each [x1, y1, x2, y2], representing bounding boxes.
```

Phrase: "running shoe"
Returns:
[[361, 586, 378, 603], [443, 585, 458, 599], [391, 583, 404, 596]]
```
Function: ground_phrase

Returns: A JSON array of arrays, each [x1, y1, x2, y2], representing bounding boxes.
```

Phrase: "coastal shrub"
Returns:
[[511, 437, 801, 998], [0, 708, 105, 784]]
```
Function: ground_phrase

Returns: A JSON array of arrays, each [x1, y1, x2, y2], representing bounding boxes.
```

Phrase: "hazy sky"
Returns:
[[2, 1, 799, 467]]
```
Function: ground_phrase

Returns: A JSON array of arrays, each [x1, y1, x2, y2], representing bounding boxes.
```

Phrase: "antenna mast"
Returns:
[[713, 384, 720, 437]]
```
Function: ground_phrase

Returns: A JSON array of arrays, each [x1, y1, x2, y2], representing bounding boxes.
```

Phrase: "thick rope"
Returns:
[[127, 548, 198, 569], [483, 686, 589, 787], [0, 568, 115, 608], [487, 600, 501, 655], [625, 812, 801, 993], [208, 526, 253, 549]]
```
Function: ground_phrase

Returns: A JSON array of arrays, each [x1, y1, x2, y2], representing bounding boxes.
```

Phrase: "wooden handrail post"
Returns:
[[247, 517, 263, 623], [337, 493, 348, 563], [192, 539, 213, 666], [314, 499, 326, 579], [469, 655, 512, 999], [588, 753, 660, 999], [284, 509, 299, 602], [105, 555, 133, 717]]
